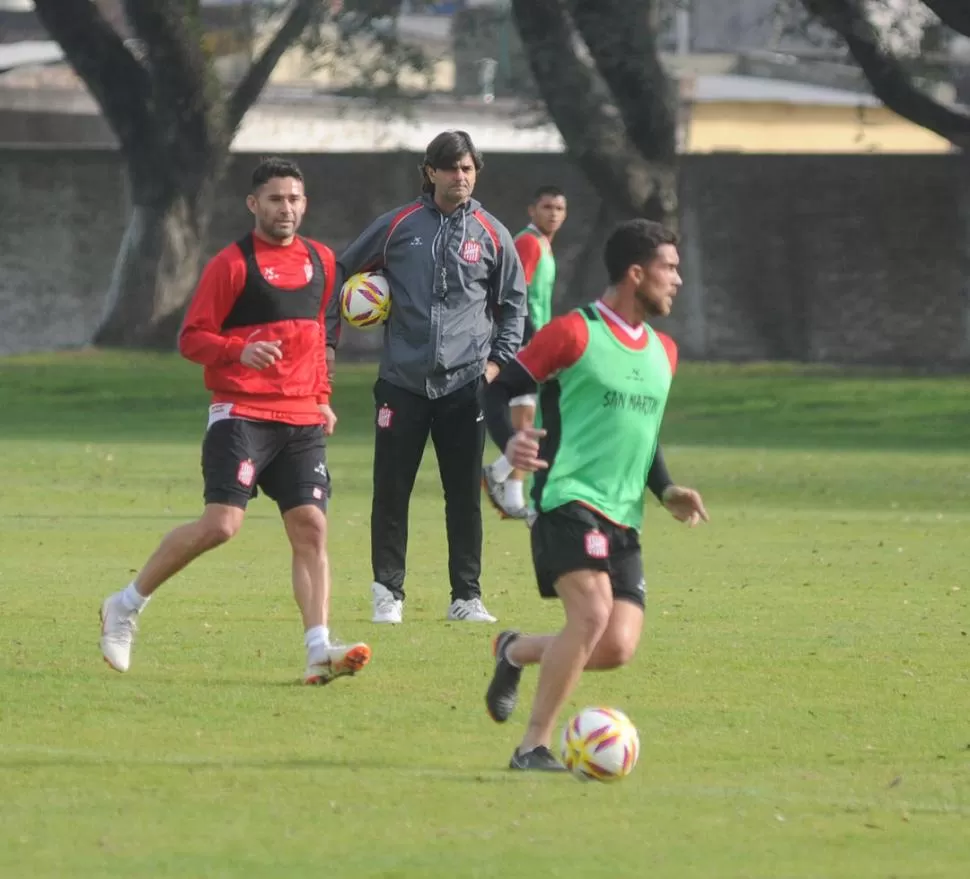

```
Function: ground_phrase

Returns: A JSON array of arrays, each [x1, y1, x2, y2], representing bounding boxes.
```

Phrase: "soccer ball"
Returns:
[[560, 706, 640, 782], [339, 271, 391, 329]]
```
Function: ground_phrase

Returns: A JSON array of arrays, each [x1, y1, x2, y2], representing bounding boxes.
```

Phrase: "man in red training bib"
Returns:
[[98, 157, 371, 686]]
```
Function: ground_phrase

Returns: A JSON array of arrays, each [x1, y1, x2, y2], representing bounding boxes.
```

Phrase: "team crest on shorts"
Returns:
[[459, 239, 482, 264], [377, 404, 393, 429], [237, 458, 255, 488], [584, 529, 609, 559]]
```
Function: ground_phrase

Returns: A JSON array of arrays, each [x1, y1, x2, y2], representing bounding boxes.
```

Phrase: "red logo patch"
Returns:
[[584, 530, 609, 559], [377, 405, 393, 429], [459, 239, 482, 264], [237, 459, 255, 488]]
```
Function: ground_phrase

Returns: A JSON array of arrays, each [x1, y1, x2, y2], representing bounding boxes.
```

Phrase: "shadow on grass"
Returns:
[[0, 748, 544, 781]]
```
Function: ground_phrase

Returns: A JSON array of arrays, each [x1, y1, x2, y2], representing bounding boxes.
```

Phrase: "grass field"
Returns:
[[1, 351, 968, 879]]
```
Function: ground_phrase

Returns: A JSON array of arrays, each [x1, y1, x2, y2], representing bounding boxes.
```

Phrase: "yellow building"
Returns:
[[682, 74, 953, 154]]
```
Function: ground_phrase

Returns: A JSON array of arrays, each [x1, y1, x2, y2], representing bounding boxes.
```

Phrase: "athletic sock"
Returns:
[[121, 582, 149, 613]]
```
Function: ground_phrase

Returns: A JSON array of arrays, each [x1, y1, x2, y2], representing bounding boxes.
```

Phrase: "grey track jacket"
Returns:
[[327, 194, 527, 399]]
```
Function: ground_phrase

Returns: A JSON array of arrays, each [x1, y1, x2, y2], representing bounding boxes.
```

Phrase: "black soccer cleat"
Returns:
[[486, 630, 522, 723], [509, 745, 568, 772]]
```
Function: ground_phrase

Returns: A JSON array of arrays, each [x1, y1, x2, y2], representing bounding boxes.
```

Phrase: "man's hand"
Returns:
[[661, 485, 709, 527], [505, 427, 547, 472], [319, 403, 338, 436], [485, 360, 500, 383], [240, 340, 283, 370]]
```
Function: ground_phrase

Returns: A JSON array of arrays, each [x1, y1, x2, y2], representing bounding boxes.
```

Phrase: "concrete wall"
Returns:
[[1, 148, 968, 367]]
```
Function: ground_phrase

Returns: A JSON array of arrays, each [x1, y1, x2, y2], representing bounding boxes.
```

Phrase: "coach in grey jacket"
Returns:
[[327, 130, 527, 625]]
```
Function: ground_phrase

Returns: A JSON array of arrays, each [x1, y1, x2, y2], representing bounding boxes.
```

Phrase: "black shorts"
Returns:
[[530, 502, 646, 608], [201, 418, 331, 514]]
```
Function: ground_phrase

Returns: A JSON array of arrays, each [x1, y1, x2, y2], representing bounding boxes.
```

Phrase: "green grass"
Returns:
[[0, 351, 968, 879]]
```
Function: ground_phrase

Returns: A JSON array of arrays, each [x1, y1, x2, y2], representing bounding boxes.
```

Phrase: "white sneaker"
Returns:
[[447, 597, 497, 623], [304, 640, 372, 685], [371, 582, 403, 624], [100, 592, 138, 672], [482, 465, 530, 520]]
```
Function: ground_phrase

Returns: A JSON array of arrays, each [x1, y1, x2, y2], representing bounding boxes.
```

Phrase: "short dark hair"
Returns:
[[251, 157, 304, 191], [420, 130, 483, 193], [604, 219, 678, 284], [531, 185, 565, 203]]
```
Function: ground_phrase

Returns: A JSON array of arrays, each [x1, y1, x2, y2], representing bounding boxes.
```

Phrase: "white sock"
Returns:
[[490, 455, 513, 482], [505, 645, 522, 669], [121, 582, 149, 613], [305, 625, 329, 651], [505, 478, 525, 510]]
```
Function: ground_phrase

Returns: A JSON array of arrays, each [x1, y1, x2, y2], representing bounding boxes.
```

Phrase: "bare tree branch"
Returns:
[[921, 0, 970, 39], [569, 0, 676, 162], [803, 0, 970, 150], [511, 0, 670, 218], [31, 0, 156, 163], [227, 0, 320, 132]]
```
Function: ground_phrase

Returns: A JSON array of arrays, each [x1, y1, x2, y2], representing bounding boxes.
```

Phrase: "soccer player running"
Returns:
[[483, 186, 567, 521], [99, 157, 371, 685], [482, 219, 709, 771]]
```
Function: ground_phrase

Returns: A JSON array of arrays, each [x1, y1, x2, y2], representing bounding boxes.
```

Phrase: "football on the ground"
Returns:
[[560, 706, 640, 782], [340, 271, 391, 329]]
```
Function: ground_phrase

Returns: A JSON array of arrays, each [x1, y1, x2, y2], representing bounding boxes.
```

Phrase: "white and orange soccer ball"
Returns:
[[560, 706, 640, 782], [339, 271, 391, 329]]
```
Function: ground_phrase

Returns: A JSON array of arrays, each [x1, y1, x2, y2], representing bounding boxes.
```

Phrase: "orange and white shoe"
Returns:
[[481, 465, 529, 521], [304, 641, 372, 685]]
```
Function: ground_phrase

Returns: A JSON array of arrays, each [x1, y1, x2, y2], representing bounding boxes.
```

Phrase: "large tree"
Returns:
[[32, 0, 324, 347], [33, 0, 427, 348], [510, 0, 678, 300], [798, 0, 970, 150], [511, 0, 677, 223]]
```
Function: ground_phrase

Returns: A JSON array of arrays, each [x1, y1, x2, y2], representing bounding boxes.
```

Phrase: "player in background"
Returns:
[[482, 186, 567, 520], [481, 219, 709, 771], [98, 157, 371, 685]]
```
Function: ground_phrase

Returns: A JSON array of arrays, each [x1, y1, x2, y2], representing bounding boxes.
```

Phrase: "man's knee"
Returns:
[[198, 505, 244, 548], [559, 572, 613, 646], [284, 505, 328, 551], [594, 635, 637, 669]]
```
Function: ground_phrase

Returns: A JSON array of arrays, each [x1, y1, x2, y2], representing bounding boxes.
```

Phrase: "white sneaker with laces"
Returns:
[[304, 640, 372, 685], [447, 597, 497, 623], [100, 592, 138, 672], [371, 581, 403, 624]]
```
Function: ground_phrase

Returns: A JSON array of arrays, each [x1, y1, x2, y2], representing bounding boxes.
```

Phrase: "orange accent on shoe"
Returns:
[[304, 644, 372, 686], [481, 475, 511, 520]]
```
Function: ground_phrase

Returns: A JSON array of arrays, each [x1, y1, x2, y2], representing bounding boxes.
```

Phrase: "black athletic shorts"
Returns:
[[530, 502, 646, 608], [201, 418, 331, 514]]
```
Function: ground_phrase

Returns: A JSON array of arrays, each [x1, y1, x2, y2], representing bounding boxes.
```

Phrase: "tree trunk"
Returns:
[[562, 199, 614, 311], [94, 175, 214, 349], [512, 0, 678, 227]]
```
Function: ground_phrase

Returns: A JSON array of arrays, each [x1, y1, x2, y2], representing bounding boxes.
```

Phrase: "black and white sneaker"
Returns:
[[486, 630, 522, 723], [509, 745, 568, 772], [482, 465, 530, 520]]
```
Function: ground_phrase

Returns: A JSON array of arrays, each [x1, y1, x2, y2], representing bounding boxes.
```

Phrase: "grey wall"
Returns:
[[1, 148, 968, 367]]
